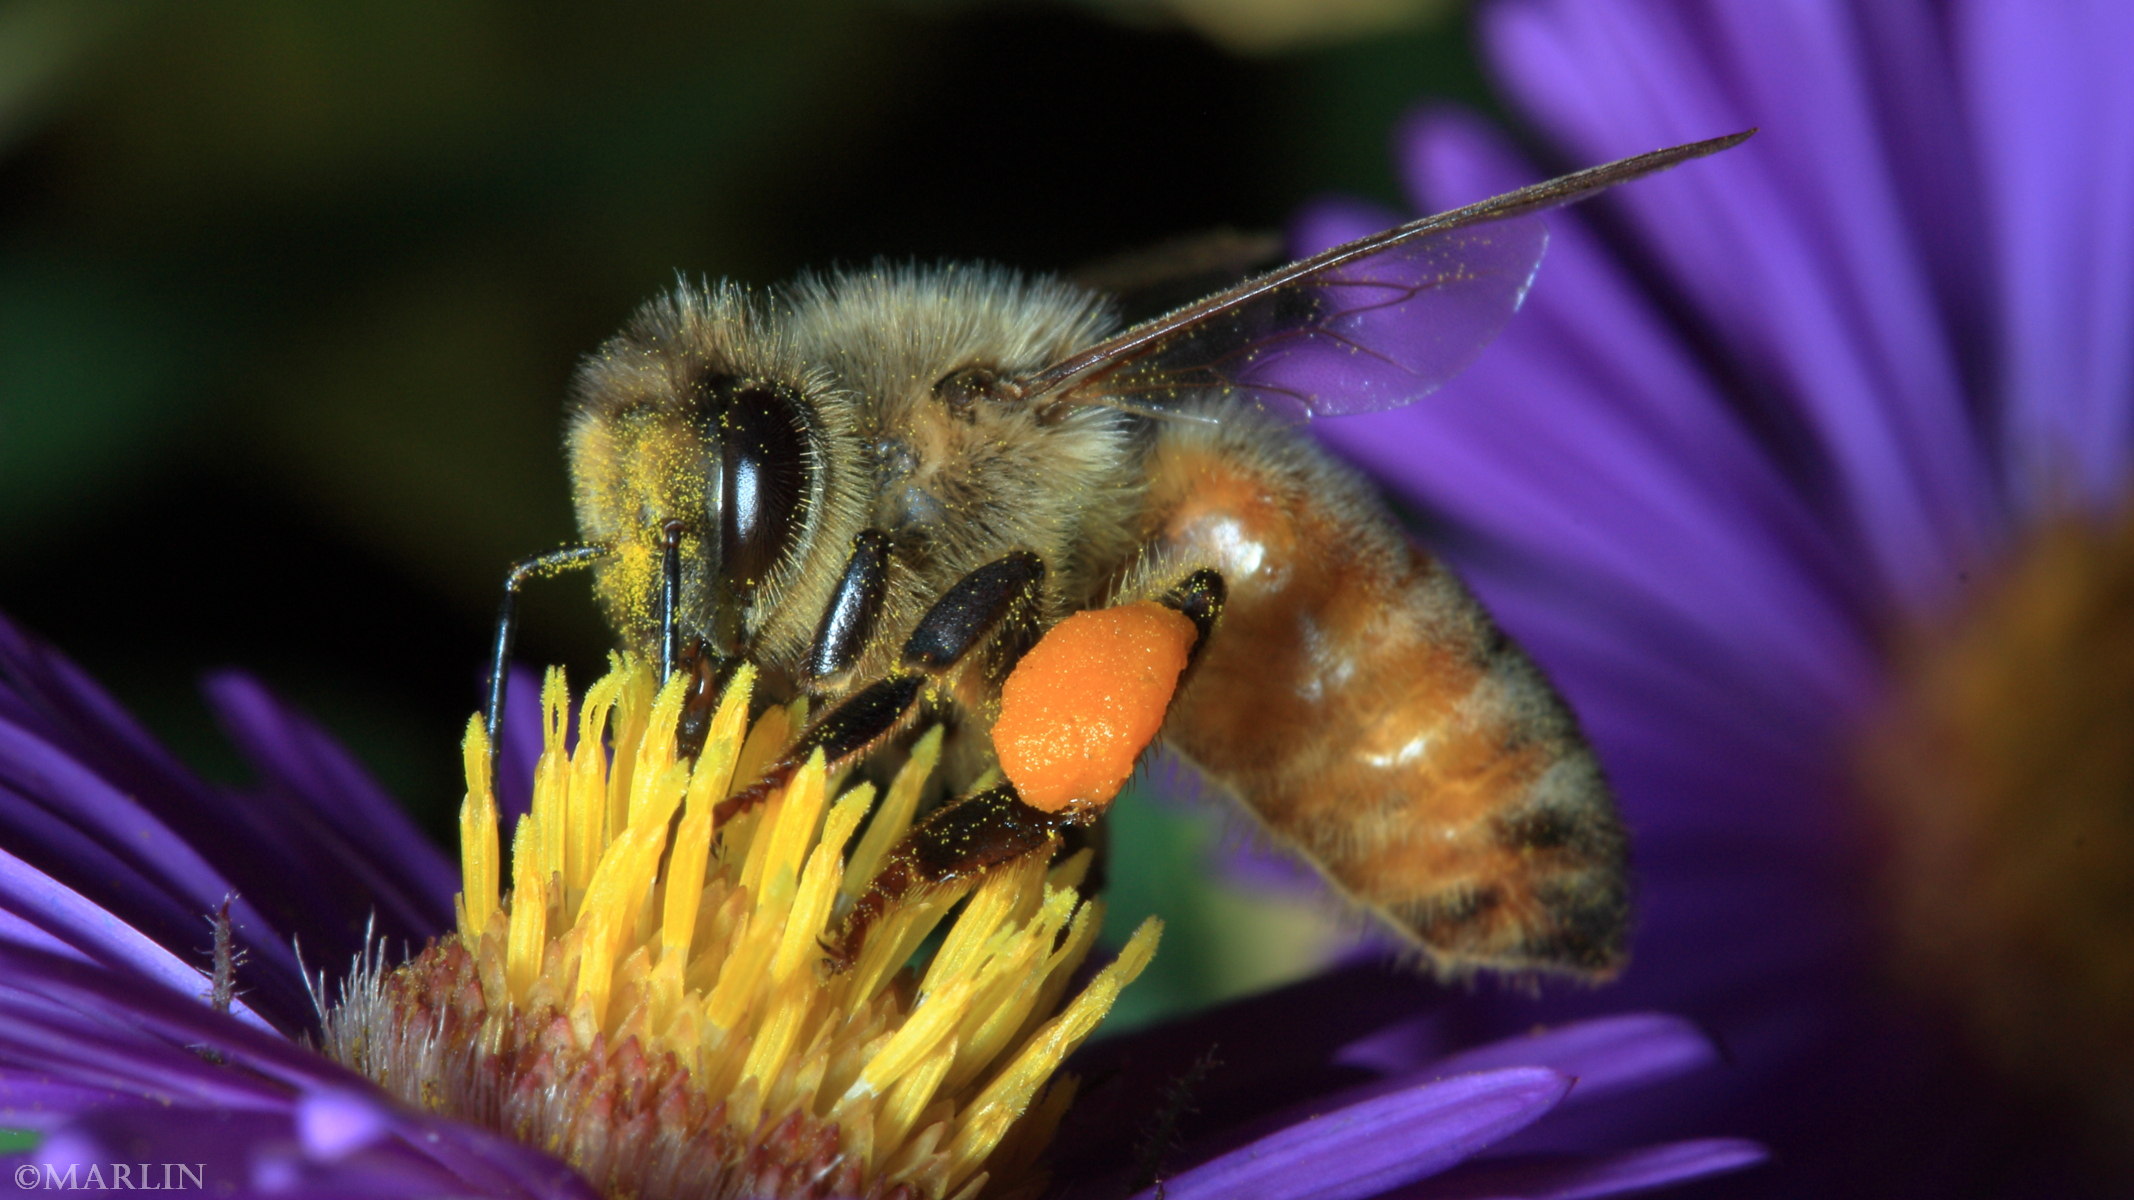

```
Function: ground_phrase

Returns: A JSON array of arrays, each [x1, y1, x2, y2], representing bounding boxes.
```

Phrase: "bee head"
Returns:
[[565, 285, 836, 659]]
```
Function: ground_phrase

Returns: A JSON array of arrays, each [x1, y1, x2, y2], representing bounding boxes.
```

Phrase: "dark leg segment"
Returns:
[[822, 565, 1229, 970], [713, 675, 924, 823], [484, 545, 605, 763], [1159, 567, 1226, 666], [674, 640, 743, 761], [806, 530, 892, 682], [659, 520, 685, 685], [717, 551, 1048, 823], [901, 550, 1045, 670], [825, 781, 1084, 970]]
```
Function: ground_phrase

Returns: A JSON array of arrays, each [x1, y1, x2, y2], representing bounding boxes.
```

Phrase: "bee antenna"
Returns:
[[485, 545, 606, 769], [659, 520, 687, 686]]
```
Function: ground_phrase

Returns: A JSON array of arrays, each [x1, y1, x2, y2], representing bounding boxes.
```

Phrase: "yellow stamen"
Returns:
[[336, 655, 1158, 1200], [844, 725, 942, 896], [455, 716, 499, 937]]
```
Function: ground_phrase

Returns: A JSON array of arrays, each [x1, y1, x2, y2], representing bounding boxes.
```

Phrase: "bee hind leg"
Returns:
[[1070, 565, 1226, 892], [714, 551, 1047, 823], [1154, 567, 1225, 668], [828, 567, 1226, 965], [824, 780, 1079, 972]]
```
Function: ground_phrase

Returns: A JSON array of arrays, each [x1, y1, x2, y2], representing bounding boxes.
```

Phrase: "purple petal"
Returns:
[[1964, 0, 2134, 514], [0, 616, 226, 825], [0, 944, 355, 1102], [1400, 1138, 1765, 1199], [1415, 1015, 1718, 1110], [0, 846, 274, 1032], [1485, 0, 1994, 603], [31, 1103, 591, 1200], [1143, 1068, 1571, 1200], [299, 1088, 395, 1159], [205, 671, 457, 946], [0, 616, 460, 1031], [0, 715, 313, 1029], [1312, 1013, 1740, 1167], [30, 1109, 299, 1192], [1053, 964, 1458, 1181], [1697, 2, 1996, 577], [1849, 0, 1990, 333], [0, 944, 594, 1200]]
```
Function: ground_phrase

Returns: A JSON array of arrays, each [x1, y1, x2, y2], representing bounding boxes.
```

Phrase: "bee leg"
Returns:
[[716, 551, 1047, 822], [658, 520, 685, 684], [1064, 566, 1225, 893], [482, 544, 604, 766], [673, 641, 746, 760], [832, 569, 1225, 961], [1156, 567, 1226, 671], [898, 550, 1047, 673], [803, 530, 893, 682], [825, 780, 1082, 971], [1058, 818, 1110, 892], [715, 674, 927, 826]]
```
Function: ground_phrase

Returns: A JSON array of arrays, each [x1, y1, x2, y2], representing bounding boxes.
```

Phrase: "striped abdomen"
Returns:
[[1140, 417, 1627, 978]]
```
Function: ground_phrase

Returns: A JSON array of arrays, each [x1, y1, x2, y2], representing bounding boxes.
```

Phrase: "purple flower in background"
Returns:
[[1298, 0, 2134, 1195], [0, 612, 1759, 1197], [0, 619, 587, 1196]]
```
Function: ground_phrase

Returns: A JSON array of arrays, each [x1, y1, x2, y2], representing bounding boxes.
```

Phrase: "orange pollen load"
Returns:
[[994, 601, 1198, 814]]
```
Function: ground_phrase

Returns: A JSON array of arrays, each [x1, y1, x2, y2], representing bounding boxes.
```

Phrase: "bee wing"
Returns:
[[1063, 216, 1551, 423], [1070, 228, 1286, 327], [1023, 130, 1754, 423]]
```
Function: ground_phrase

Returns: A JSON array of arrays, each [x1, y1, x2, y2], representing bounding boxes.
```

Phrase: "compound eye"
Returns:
[[698, 377, 813, 605]]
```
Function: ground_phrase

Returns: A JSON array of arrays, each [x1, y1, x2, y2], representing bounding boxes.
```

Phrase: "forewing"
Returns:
[[1099, 216, 1548, 422], [1070, 228, 1286, 327], [1023, 129, 1753, 423]]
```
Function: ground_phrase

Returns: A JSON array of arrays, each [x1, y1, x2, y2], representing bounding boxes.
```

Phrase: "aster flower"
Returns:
[[1294, 0, 2134, 1194], [0, 609, 1760, 1196], [0, 626, 1149, 1199]]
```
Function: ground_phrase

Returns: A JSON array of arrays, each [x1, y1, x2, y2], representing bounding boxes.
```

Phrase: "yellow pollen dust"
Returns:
[[440, 657, 1158, 1200]]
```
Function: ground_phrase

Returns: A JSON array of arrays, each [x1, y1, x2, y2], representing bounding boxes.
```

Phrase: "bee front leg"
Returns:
[[482, 544, 604, 767], [804, 530, 893, 683], [714, 551, 1046, 823]]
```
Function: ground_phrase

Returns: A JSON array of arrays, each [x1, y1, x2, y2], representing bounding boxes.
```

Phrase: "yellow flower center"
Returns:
[[322, 658, 1158, 1200], [1858, 500, 2134, 1169]]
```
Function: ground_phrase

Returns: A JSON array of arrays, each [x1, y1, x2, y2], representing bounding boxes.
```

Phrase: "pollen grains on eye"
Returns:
[[318, 656, 1160, 1200]]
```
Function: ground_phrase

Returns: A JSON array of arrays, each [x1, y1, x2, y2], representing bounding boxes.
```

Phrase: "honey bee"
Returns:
[[492, 131, 1751, 980]]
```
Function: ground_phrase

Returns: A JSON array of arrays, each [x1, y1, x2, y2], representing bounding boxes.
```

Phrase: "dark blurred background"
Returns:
[[0, 0, 1500, 1023]]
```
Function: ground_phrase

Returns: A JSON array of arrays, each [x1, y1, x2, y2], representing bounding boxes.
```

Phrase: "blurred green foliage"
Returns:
[[0, 0, 1495, 1022]]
